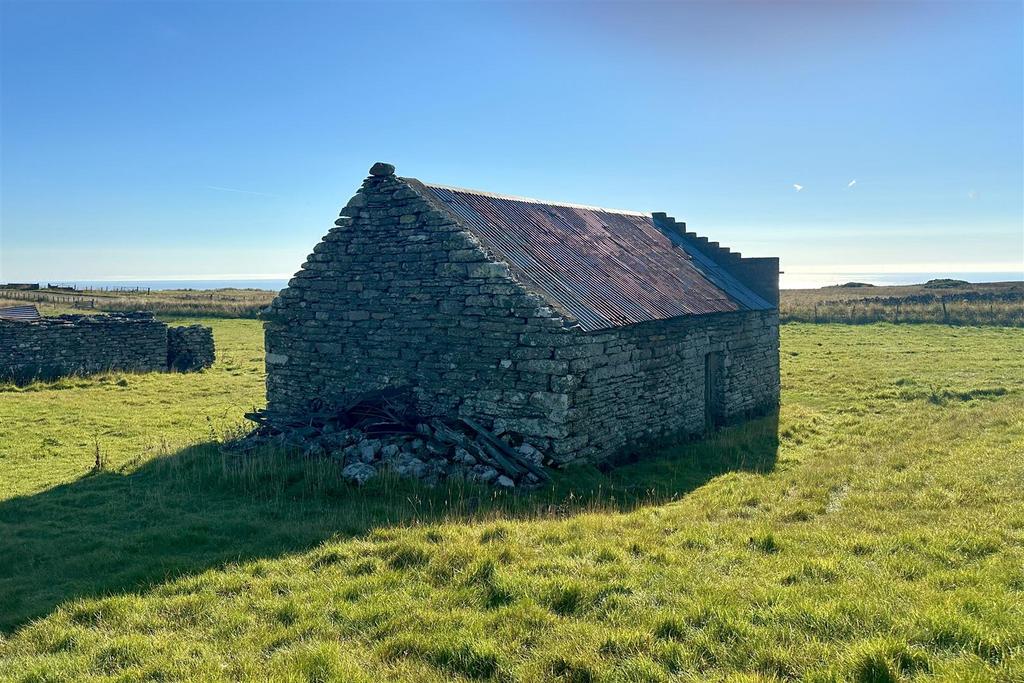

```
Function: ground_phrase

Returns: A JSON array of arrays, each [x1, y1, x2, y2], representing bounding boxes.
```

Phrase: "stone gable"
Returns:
[[264, 164, 577, 451]]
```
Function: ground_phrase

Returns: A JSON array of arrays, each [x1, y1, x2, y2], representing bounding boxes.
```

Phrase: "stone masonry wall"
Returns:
[[560, 310, 780, 463], [167, 325, 216, 371], [263, 164, 576, 449], [0, 313, 169, 382]]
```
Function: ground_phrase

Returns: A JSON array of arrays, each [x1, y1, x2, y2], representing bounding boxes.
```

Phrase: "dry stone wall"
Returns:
[[167, 325, 216, 371], [0, 313, 215, 383], [0, 313, 167, 382]]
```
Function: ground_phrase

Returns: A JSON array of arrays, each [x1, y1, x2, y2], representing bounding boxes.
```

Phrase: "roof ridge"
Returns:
[[412, 179, 647, 217]]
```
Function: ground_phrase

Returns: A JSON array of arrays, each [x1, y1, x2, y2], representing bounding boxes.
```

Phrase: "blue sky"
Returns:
[[1, 1, 1021, 286]]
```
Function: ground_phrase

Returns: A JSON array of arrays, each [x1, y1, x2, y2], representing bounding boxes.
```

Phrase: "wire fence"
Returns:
[[0, 290, 97, 309], [780, 292, 1024, 327]]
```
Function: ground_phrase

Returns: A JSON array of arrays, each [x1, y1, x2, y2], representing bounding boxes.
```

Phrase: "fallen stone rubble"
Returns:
[[229, 391, 552, 489]]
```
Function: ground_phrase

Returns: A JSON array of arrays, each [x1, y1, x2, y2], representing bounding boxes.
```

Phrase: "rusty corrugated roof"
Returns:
[[417, 183, 770, 331], [0, 305, 41, 322]]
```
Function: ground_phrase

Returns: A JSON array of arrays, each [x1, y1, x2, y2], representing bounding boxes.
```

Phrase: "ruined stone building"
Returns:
[[264, 163, 779, 466], [0, 309, 215, 383]]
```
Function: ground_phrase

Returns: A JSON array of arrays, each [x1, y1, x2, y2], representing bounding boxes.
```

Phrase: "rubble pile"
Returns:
[[232, 390, 551, 489]]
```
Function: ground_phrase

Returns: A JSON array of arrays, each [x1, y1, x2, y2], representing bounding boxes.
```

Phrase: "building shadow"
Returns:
[[0, 412, 777, 634]]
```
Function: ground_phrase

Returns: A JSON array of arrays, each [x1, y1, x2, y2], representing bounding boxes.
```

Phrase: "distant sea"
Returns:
[[779, 271, 1023, 289], [33, 272, 1024, 292]]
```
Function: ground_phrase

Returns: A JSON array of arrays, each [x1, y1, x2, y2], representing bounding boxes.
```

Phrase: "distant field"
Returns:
[[4, 279, 1023, 326], [0, 287, 277, 319], [781, 280, 1024, 326], [0, 320, 1021, 680]]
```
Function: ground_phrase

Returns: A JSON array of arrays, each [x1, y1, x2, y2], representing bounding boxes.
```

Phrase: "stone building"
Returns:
[[263, 163, 779, 466]]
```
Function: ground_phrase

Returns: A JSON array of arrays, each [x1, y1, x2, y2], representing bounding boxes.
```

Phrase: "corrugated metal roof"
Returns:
[[651, 216, 773, 312], [0, 305, 41, 322], [419, 183, 770, 331]]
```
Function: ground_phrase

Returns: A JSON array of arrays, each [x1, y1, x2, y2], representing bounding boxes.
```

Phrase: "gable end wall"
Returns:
[[263, 172, 576, 446]]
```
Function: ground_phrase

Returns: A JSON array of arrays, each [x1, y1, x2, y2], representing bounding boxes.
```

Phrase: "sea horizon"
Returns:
[[9, 271, 1023, 292]]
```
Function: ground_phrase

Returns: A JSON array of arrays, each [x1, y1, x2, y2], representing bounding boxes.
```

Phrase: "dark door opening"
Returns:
[[705, 351, 724, 432]]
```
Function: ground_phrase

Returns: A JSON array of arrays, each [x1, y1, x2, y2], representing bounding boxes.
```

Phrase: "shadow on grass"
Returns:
[[0, 413, 777, 633]]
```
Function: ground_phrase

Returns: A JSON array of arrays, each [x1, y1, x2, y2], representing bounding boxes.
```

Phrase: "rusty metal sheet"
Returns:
[[422, 184, 766, 331], [0, 305, 41, 322]]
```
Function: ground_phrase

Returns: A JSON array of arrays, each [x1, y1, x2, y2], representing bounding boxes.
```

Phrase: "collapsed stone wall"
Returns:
[[0, 313, 215, 382], [264, 163, 575, 450], [563, 310, 779, 463], [167, 325, 216, 371]]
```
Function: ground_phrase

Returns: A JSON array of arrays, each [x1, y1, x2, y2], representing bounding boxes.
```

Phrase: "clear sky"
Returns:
[[1, 1, 1022, 285]]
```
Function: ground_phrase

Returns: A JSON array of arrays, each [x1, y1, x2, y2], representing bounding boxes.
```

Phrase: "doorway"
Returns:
[[705, 351, 724, 432]]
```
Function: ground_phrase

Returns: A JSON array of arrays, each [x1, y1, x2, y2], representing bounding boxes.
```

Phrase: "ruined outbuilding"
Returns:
[[0, 311, 215, 383], [263, 163, 779, 466]]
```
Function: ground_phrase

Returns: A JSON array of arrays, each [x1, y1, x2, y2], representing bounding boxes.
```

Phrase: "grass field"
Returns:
[[0, 288, 276, 319], [779, 281, 1024, 327], [0, 321, 1022, 681], [4, 279, 1022, 326]]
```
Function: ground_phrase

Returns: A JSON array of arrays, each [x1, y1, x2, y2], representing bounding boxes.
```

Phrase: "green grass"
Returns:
[[1, 322, 1022, 681], [0, 288, 276, 319], [0, 317, 265, 497], [780, 281, 1024, 326]]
